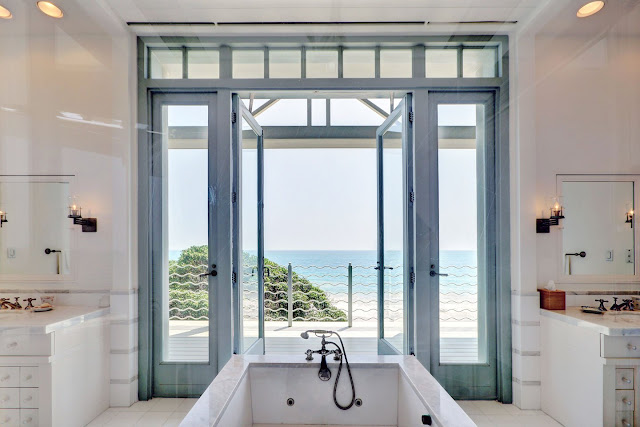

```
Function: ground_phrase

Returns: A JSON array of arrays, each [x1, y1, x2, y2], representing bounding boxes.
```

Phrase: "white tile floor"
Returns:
[[86, 398, 195, 427], [87, 398, 564, 426], [458, 400, 563, 427]]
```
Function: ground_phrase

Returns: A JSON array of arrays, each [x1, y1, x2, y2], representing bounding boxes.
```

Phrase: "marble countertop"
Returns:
[[0, 305, 110, 334], [541, 306, 640, 336], [181, 354, 474, 427]]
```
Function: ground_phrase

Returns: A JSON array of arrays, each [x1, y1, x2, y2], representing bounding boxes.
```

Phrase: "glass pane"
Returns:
[[382, 115, 404, 352], [380, 49, 412, 78], [306, 50, 338, 78], [330, 99, 386, 126], [437, 103, 483, 364], [463, 49, 497, 78], [254, 99, 307, 126], [150, 49, 182, 79], [426, 49, 458, 78], [269, 50, 301, 78], [188, 50, 219, 79], [311, 99, 326, 126], [241, 120, 260, 352], [343, 49, 375, 78], [165, 105, 209, 362], [233, 50, 265, 79]]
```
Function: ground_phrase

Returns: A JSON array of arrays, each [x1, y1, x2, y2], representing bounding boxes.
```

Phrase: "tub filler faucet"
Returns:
[[301, 329, 357, 410]]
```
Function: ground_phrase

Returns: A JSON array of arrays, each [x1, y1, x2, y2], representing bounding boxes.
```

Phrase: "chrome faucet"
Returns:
[[611, 297, 623, 311], [302, 330, 342, 381], [300, 329, 357, 411]]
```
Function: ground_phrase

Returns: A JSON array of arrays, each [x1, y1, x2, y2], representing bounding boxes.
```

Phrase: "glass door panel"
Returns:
[[429, 92, 497, 399], [376, 95, 413, 355], [151, 93, 217, 397], [233, 95, 265, 355]]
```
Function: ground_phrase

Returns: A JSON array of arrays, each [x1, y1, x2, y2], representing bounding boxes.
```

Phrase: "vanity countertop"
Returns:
[[0, 305, 110, 334], [541, 306, 640, 336]]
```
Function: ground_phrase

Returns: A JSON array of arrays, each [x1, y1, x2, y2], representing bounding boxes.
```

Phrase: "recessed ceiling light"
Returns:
[[37, 1, 63, 18], [0, 5, 12, 19], [577, 1, 605, 18]]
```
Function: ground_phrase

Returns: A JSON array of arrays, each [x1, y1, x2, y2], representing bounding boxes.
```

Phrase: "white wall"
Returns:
[[0, 1, 138, 406], [511, 1, 640, 409]]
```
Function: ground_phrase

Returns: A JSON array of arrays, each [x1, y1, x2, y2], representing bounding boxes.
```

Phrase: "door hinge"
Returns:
[[232, 191, 237, 203], [409, 191, 415, 203], [231, 112, 237, 124], [408, 111, 414, 123], [410, 271, 415, 285], [232, 271, 237, 284]]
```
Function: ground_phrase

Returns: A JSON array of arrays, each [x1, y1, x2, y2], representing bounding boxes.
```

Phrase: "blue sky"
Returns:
[[166, 102, 478, 252]]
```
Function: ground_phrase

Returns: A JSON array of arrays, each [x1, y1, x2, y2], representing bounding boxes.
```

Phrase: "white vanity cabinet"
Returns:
[[541, 308, 640, 427], [0, 307, 110, 427]]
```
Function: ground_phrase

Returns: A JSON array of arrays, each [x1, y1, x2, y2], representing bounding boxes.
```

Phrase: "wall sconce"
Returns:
[[537, 197, 565, 233], [0, 210, 6, 228], [67, 197, 97, 232], [626, 210, 634, 228]]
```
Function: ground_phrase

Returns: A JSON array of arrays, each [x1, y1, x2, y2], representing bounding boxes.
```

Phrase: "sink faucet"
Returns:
[[620, 299, 635, 311], [611, 297, 622, 311], [595, 299, 609, 311], [0, 298, 20, 310]]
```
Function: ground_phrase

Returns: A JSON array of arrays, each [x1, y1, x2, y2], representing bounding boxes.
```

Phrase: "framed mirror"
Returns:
[[557, 174, 638, 283], [0, 175, 75, 282]]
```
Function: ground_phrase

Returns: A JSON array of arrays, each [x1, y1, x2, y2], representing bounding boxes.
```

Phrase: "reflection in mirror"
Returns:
[[0, 180, 71, 276], [562, 181, 634, 276]]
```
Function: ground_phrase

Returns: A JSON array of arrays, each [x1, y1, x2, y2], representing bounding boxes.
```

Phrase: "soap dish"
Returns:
[[33, 307, 53, 312], [581, 306, 604, 315]]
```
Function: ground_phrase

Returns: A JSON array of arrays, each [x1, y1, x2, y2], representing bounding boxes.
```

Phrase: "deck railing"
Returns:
[[168, 262, 478, 325]]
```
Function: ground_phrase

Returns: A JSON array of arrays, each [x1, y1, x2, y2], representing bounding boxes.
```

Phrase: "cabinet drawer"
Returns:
[[617, 368, 635, 389], [19, 409, 37, 427], [18, 368, 37, 388], [0, 389, 18, 409], [602, 336, 640, 358], [0, 409, 19, 426], [0, 369, 18, 388], [0, 335, 51, 356], [18, 389, 37, 409], [617, 390, 635, 411], [617, 412, 634, 427]]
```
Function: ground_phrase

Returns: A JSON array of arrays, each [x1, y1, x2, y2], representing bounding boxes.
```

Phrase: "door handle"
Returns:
[[199, 264, 218, 278], [374, 262, 394, 270], [430, 265, 448, 277]]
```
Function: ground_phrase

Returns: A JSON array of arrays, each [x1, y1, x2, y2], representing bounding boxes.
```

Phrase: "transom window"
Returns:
[[147, 43, 500, 80]]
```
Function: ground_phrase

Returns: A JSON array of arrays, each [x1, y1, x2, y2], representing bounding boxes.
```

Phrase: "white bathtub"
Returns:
[[181, 355, 475, 427]]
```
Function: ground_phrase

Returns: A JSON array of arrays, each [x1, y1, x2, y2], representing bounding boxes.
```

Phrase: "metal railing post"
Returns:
[[348, 263, 353, 327], [287, 263, 293, 327]]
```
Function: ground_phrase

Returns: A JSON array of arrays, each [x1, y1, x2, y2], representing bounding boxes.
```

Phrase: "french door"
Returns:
[[376, 94, 414, 355], [231, 94, 265, 355], [150, 93, 220, 396], [426, 91, 499, 399]]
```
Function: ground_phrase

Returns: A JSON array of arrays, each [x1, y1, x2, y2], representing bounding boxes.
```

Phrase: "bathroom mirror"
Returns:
[[0, 176, 73, 280], [559, 175, 637, 280]]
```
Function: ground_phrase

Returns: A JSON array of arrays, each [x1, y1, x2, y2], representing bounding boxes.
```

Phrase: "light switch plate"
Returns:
[[6, 248, 16, 258], [605, 250, 614, 262]]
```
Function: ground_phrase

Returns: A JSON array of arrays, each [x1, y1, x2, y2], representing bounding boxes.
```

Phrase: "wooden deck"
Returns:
[[167, 320, 479, 363]]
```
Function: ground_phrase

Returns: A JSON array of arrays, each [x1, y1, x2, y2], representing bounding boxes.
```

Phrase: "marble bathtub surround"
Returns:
[[181, 355, 474, 427]]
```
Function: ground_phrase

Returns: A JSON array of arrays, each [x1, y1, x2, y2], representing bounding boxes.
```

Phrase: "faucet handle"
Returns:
[[22, 298, 36, 309], [305, 349, 314, 361]]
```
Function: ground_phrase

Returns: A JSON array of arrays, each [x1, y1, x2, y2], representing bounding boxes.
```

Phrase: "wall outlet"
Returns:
[[6, 248, 16, 259]]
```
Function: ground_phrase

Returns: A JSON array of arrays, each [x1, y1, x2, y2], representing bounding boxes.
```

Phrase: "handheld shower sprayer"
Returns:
[[301, 329, 357, 410]]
